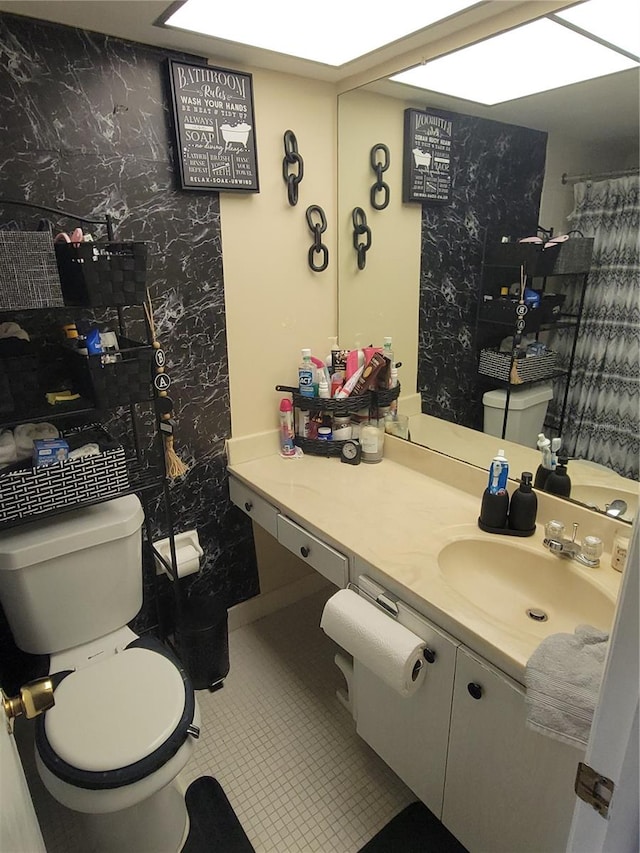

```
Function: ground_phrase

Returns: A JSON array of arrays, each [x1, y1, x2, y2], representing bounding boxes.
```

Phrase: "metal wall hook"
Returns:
[[370, 143, 390, 210], [305, 204, 329, 272], [352, 206, 372, 270], [282, 130, 304, 206]]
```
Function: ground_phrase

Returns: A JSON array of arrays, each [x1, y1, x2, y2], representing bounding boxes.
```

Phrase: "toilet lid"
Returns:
[[42, 646, 187, 773]]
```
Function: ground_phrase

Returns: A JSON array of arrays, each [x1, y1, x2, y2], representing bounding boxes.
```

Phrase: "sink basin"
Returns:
[[437, 538, 616, 635], [570, 483, 637, 521]]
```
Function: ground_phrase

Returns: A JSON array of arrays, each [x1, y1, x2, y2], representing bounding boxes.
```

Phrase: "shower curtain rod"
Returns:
[[561, 166, 639, 185]]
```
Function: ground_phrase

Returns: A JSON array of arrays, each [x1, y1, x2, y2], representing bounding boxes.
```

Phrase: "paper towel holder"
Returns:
[[153, 530, 203, 580]]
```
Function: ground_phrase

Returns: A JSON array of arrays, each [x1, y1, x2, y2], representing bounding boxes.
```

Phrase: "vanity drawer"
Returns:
[[228, 477, 278, 538], [276, 515, 348, 588]]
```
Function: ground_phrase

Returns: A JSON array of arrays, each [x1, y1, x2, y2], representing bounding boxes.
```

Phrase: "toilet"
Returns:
[[0, 495, 199, 853], [482, 384, 554, 448]]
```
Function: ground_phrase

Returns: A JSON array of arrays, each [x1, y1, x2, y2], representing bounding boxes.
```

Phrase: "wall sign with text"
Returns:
[[168, 59, 259, 193], [402, 108, 454, 204]]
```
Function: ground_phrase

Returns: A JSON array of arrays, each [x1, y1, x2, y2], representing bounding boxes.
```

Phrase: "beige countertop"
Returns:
[[227, 434, 623, 684]]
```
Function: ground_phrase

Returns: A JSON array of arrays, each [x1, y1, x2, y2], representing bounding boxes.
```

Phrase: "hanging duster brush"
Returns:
[[143, 289, 189, 479]]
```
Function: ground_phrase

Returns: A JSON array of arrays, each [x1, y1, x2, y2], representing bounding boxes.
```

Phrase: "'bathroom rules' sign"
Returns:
[[168, 60, 259, 192], [402, 108, 454, 204]]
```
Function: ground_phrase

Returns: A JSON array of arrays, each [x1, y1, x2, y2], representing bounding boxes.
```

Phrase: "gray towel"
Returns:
[[525, 624, 609, 748]]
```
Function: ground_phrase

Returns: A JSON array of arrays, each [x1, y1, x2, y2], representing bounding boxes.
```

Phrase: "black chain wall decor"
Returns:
[[370, 143, 390, 210], [352, 207, 372, 270], [305, 205, 329, 272], [282, 130, 304, 206]]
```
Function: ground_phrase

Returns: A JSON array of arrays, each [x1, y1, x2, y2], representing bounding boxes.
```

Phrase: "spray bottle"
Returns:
[[279, 399, 296, 456]]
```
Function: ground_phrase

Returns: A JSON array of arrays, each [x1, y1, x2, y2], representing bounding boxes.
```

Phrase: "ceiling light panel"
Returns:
[[164, 0, 480, 66], [390, 18, 638, 105], [555, 0, 640, 59]]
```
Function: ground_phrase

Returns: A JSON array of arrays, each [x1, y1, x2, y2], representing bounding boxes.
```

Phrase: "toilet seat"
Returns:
[[36, 638, 196, 790]]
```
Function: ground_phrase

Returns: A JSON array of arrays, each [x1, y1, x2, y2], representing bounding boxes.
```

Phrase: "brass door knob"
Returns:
[[2, 677, 55, 730]]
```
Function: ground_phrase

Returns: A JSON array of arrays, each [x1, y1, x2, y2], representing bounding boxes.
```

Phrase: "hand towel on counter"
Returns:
[[13, 422, 59, 460], [525, 624, 609, 749], [0, 429, 17, 469], [320, 588, 426, 697]]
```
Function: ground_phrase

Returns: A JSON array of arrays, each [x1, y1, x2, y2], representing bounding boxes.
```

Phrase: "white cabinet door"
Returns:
[[354, 607, 458, 818], [443, 645, 582, 853], [0, 712, 46, 853]]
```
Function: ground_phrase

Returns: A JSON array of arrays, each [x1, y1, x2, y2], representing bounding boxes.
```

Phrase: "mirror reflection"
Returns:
[[337, 65, 638, 523]]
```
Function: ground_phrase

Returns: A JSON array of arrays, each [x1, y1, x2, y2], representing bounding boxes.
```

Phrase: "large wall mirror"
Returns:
[[337, 28, 639, 524]]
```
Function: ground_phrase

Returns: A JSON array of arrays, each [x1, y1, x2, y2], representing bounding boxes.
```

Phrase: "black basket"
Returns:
[[281, 386, 373, 415], [0, 426, 129, 524], [372, 383, 401, 408], [55, 241, 147, 307], [540, 293, 566, 323], [0, 231, 64, 310], [0, 352, 41, 415], [484, 242, 561, 277], [479, 299, 543, 332], [65, 337, 154, 409], [548, 238, 594, 275], [294, 436, 350, 457]]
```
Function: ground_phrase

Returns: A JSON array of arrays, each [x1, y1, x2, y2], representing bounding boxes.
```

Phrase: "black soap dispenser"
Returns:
[[508, 472, 537, 534], [545, 456, 572, 497]]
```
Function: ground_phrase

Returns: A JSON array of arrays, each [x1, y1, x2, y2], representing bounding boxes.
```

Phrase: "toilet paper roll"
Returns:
[[173, 544, 201, 579], [320, 589, 426, 697]]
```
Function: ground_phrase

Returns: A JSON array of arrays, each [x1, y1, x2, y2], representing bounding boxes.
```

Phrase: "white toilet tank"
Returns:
[[482, 384, 553, 448], [0, 495, 145, 655]]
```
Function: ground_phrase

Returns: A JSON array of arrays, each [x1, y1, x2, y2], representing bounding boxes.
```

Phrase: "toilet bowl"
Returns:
[[0, 496, 199, 853]]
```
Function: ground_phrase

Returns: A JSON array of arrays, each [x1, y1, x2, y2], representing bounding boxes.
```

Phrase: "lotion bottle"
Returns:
[[508, 472, 537, 532], [545, 456, 572, 497]]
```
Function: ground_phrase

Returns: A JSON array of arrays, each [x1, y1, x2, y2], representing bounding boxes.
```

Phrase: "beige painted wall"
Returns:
[[221, 66, 338, 439], [337, 89, 421, 393]]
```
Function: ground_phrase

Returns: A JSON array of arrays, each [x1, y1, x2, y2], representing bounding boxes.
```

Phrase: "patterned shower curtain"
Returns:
[[550, 175, 639, 480]]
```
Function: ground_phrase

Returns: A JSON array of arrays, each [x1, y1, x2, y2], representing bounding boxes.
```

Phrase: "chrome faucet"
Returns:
[[543, 521, 603, 567]]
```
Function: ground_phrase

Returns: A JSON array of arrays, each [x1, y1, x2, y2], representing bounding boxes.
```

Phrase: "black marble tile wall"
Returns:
[[0, 12, 258, 675], [418, 114, 547, 431]]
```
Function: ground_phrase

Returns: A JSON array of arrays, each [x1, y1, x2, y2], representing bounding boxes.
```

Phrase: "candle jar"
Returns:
[[360, 419, 385, 463]]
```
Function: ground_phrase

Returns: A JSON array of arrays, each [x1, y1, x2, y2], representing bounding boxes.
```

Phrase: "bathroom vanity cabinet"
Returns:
[[229, 476, 349, 588], [442, 645, 581, 853], [351, 589, 581, 853], [229, 474, 585, 853]]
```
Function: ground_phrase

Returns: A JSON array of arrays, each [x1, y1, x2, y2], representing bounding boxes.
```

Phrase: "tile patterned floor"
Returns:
[[19, 587, 415, 852]]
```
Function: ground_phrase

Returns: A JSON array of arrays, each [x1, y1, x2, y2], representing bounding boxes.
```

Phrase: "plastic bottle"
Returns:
[[508, 472, 537, 532], [383, 337, 394, 388], [298, 348, 315, 397], [279, 399, 296, 456], [545, 456, 572, 497], [317, 370, 330, 399], [534, 433, 552, 490], [488, 449, 509, 495], [389, 362, 399, 414]]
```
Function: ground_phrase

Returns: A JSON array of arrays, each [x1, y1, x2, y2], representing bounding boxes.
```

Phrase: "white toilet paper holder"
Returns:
[[153, 530, 203, 580]]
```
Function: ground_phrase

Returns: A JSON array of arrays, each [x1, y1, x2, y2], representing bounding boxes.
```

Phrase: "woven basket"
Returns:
[[55, 241, 147, 307], [0, 231, 64, 310], [478, 349, 558, 384], [0, 431, 128, 524], [64, 337, 154, 409]]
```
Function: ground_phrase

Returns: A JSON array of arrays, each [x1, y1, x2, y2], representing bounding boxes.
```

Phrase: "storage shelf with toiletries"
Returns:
[[0, 198, 183, 642], [275, 383, 401, 457], [475, 233, 593, 442]]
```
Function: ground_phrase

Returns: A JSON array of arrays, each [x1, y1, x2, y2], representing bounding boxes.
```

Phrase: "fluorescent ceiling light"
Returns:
[[555, 0, 640, 59], [164, 0, 480, 66], [390, 18, 638, 105]]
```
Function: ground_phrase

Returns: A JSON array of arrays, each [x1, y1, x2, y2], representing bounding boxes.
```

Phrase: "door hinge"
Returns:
[[575, 761, 615, 818]]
